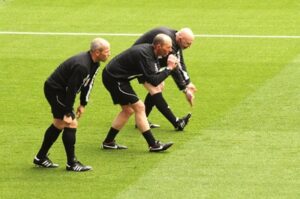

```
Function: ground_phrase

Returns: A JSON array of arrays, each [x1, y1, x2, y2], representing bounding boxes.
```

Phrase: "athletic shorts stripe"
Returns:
[[44, 82, 68, 119], [102, 69, 139, 105]]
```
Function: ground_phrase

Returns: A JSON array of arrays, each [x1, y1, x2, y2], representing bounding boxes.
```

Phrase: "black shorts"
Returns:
[[44, 82, 71, 119], [102, 69, 139, 105]]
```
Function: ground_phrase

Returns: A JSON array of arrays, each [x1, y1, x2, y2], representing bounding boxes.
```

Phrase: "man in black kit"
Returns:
[[33, 38, 110, 172], [134, 27, 197, 131], [101, 34, 178, 152]]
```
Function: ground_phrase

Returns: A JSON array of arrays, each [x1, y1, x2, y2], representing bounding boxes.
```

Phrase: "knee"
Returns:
[[53, 119, 65, 130], [68, 119, 78, 128], [132, 101, 145, 113], [53, 118, 78, 129], [144, 82, 164, 95], [150, 83, 164, 95], [122, 106, 135, 117], [159, 82, 165, 91]]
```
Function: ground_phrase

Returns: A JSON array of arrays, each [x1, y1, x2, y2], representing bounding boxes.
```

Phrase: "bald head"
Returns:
[[177, 28, 194, 40], [152, 33, 173, 57], [90, 38, 110, 52], [176, 27, 194, 49], [153, 33, 172, 46]]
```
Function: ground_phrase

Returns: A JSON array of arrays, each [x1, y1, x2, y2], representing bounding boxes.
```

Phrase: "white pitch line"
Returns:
[[0, 31, 142, 37], [198, 34, 300, 39], [0, 31, 300, 39]]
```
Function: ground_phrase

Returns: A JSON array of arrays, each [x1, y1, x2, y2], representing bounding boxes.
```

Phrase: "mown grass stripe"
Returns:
[[114, 54, 300, 199]]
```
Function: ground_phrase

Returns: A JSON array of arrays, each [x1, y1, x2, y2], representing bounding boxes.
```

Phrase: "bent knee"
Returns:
[[53, 118, 78, 129], [68, 119, 78, 128], [122, 106, 135, 117], [159, 82, 165, 91], [53, 119, 65, 130], [144, 82, 164, 95], [132, 101, 145, 112]]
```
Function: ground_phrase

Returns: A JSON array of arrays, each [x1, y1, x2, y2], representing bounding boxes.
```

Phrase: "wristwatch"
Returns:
[[166, 66, 172, 71]]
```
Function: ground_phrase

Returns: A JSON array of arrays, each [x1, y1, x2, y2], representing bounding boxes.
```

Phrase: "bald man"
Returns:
[[134, 27, 197, 131], [33, 38, 111, 172], [101, 34, 177, 152]]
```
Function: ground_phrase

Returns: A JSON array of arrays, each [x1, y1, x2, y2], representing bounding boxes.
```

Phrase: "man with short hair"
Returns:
[[101, 34, 177, 152], [134, 27, 197, 131], [33, 38, 111, 172]]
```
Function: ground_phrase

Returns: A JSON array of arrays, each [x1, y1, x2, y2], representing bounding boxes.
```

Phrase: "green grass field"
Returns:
[[1, 0, 300, 198]]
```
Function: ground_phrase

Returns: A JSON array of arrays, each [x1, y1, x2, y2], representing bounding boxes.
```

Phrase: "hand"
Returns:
[[185, 89, 195, 107], [186, 82, 197, 93], [167, 54, 178, 70], [76, 105, 85, 119], [63, 115, 73, 124]]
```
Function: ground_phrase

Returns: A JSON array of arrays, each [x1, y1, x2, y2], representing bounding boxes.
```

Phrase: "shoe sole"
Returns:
[[66, 168, 92, 172], [149, 124, 160, 128], [135, 124, 160, 129], [150, 143, 173, 152], [102, 145, 128, 150], [34, 163, 59, 168]]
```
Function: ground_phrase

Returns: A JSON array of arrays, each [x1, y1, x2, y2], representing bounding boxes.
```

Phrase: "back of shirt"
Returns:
[[105, 44, 171, 87], [134, 27, 179, 53], [106, 44, 157, 80], [134, 26, 190, 90], [46, 52, 93, 91], [46, 51, 99, 112]]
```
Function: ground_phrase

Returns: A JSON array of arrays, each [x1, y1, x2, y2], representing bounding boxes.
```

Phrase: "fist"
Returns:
[[167, 54, 178, 69]]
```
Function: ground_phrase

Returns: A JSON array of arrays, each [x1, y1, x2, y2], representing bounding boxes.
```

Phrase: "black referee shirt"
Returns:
[[134, 26, 190, 90], [105, 44, 171, 87], [46, 51, 100, 113]]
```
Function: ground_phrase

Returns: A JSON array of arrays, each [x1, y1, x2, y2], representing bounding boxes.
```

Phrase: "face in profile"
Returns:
[[97, 47, 111, 62], [178, 36, 193, 49], [157, 41, 172, 57]]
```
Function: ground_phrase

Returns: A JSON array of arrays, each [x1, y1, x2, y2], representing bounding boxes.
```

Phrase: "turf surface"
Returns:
[[0, 0, 299, 198]]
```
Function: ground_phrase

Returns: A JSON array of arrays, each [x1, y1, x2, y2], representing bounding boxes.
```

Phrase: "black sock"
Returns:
[[104, 127, 119, 143], [142, 130, 156, 146], [62, 128, 77, 165], [151, 92, 177, 127], [144, 93, 154, 117], [36, 124, 62, 159]]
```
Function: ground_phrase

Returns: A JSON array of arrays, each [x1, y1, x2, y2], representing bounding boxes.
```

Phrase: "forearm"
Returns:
[[145, 68, 171, 87]]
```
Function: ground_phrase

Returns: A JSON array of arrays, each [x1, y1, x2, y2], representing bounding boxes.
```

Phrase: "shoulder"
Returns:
[[72, 52, 93, 68], [73, 51, 90, 63], [133, 43, 151, 49], [155, 27, 176, 37], [135, 44, 153, 56], [63, 52, 88, 66]]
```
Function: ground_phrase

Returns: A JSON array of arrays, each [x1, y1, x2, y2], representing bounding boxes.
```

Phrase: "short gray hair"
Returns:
[[90, 38, 110, 52]]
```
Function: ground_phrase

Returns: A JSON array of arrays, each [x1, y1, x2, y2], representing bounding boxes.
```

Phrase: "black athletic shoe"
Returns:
[[33, 155, 59, 168], [135, 121, 160, 129], [175, 113, 192, 131], [66, 160, 92, 172], [149, 141, 173, 152], [102, 140, 128, 149]]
